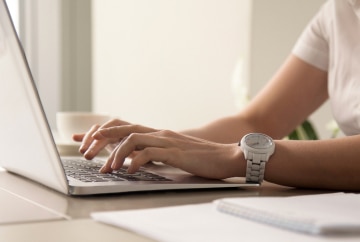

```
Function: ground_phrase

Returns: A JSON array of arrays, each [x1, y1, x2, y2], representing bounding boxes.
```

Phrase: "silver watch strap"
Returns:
[[245, 153, 266, 183]]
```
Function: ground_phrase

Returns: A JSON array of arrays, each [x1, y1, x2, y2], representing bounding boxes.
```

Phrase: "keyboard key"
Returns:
[[62, 158, 171, 182]]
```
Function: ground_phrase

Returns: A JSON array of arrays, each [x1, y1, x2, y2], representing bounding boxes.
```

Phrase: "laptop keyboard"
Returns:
[[62, 158, 171, 182]]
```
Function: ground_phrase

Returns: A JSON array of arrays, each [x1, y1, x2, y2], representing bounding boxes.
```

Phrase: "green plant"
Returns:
[[288, 120, 318, 140]]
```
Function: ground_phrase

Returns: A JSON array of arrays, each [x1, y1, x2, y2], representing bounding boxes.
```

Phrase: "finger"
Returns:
[[73, 118, 126, 144], [93, 125, 158, 140], [83, 139, 110, 160], [109, 133, 169, 170], [72, 133, 85, 142], [79, 124, 101, 154], [79, 118, 126, 155], [94, 118, 131, 133], [80, 125, 116, 160], [99, 145, 123, 173], [127, 147, 174, 173]]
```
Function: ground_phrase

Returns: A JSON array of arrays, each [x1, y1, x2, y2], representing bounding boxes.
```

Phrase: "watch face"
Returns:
[[244, 133, 273, 149]]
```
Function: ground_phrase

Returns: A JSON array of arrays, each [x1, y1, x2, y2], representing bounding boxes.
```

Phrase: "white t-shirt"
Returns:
[[292, 0, 360, 136]]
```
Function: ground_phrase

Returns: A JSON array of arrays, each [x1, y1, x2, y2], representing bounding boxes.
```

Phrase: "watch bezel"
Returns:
[[240, 133, 275, 154]]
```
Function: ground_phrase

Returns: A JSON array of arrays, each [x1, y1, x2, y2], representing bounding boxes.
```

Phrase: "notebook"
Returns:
[[0, 0, 256, 195], [214, 193, 360, 235]]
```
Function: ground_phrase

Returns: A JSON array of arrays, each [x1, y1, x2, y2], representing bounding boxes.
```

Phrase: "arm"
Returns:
[[182, 54, 328, 142], [267, 136, 360, 191], [183, 55, 359, 191], [77, 54, 360, 191], [181, 55, 360, 190]]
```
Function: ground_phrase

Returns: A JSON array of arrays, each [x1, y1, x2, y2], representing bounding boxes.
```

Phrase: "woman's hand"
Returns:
[[72, 119, 157, 160], [94, 127, 245, 179]]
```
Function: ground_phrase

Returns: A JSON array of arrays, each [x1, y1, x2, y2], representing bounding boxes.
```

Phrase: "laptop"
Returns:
[[0, 0, 257, 195]]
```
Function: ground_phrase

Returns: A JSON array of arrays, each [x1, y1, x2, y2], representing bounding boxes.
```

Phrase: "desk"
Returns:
[[0, 170, 328, 242]]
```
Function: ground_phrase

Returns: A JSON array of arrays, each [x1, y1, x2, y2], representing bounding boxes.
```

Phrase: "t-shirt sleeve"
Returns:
[[292, 1, 330, 71]]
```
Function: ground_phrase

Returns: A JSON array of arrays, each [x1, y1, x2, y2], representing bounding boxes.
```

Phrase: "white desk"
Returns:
[[0, 170, 333, 242]]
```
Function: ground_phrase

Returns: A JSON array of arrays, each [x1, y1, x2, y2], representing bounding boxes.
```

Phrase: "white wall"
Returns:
[[92, 0, 250, 130], [92, 0, 332, 137]]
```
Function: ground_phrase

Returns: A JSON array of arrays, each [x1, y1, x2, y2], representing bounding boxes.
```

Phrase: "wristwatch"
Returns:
[[240, 133, 275, 184]]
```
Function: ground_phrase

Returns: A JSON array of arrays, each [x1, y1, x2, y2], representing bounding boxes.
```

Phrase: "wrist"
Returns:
[[228, 144, 247, 177]]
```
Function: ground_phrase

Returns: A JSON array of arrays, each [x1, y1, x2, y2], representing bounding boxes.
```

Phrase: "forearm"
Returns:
[[181, 57, 328, 144], [181, 114, 258, 144], [266, 136, 360, 191]]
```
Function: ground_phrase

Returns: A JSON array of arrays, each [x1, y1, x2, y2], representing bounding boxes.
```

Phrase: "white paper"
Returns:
[[91, 193, 360, 242]]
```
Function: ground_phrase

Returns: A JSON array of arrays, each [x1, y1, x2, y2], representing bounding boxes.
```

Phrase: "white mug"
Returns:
[[56, 112, 111, 142]]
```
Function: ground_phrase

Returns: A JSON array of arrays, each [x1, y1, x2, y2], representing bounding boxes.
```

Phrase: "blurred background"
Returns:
[[8, 0, 333, 138]]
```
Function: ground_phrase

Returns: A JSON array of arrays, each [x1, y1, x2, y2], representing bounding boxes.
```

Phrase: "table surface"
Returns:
[[0, 169, 331, 242]]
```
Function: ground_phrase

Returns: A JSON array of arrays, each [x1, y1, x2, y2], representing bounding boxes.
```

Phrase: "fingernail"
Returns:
[[100, 165, 113, 173], [84, 151, 93, 160], [79, 146, 85, 154]]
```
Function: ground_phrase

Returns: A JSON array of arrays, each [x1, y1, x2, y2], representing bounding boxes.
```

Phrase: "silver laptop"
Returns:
[[0, 0, 256, 195]]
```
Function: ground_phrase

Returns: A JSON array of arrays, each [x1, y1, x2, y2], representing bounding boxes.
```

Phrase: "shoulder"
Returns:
[[292, 0, 357, 71]]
